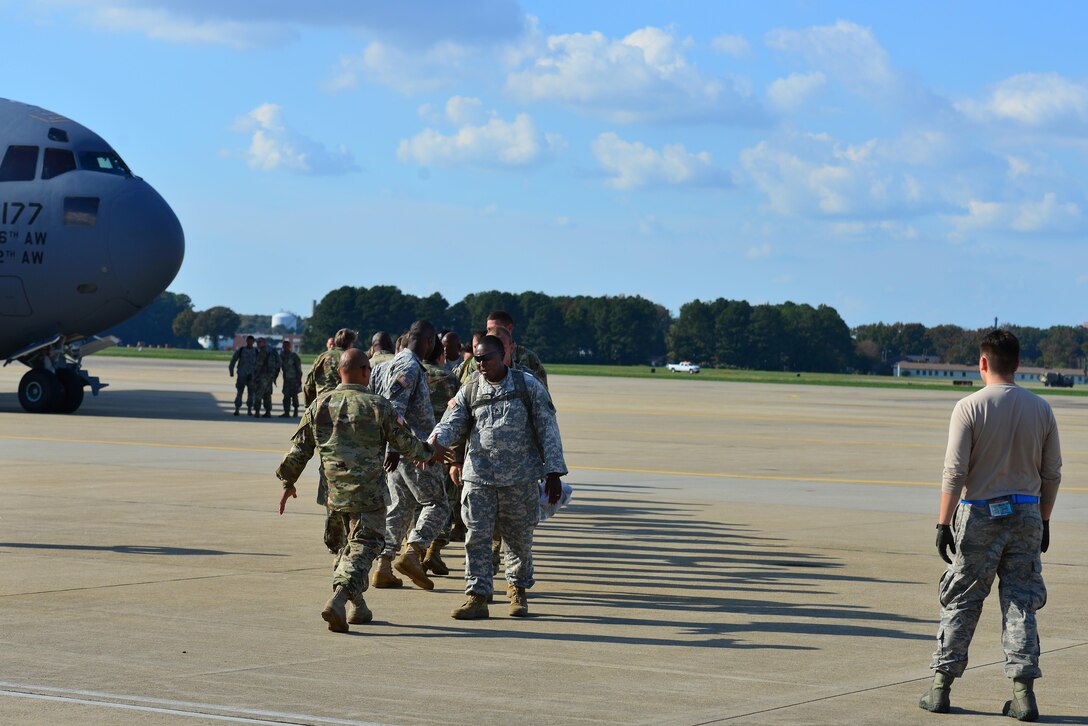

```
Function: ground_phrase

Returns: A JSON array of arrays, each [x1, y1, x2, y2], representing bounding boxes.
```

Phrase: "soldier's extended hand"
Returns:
[[428, 440, 448, 464], [545, 473, 563, 505], [279, 485, 297, 515], [936, 524, 956, 564], [1041, 520, 1050, 553], [383, 450, 400, 473], [449, 465, 463, 487]]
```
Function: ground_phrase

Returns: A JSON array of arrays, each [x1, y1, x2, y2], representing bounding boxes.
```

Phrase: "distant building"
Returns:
[[894, 361, 1088, 386], [272, 310, 299, 331]]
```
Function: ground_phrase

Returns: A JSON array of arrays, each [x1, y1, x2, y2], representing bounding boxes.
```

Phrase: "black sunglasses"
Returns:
[[474, 351, 501, 364]]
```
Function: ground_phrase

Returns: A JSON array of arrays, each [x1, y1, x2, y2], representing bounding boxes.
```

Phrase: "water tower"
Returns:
[[272, 310, 299, 331]]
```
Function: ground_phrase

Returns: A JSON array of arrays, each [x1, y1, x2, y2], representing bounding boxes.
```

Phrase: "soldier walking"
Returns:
[[279, 339, 303, 417], [227, 335, 257, 416], [252, 337, 280, 418], [276, 349, 434, 633], [431, 334, 566, 619], [368, 320, 450, 591], [919, 330, 1062, 721]]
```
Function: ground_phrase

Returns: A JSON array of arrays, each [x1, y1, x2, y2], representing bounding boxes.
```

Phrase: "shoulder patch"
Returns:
[[397, 373, 410, 388]]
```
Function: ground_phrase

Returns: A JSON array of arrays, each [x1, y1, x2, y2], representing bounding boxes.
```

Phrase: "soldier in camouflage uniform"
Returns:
[[228, 335, 257, 416], [368, 331, 395, 368], [486, 310, 548, 390], [252, 337, 280, 418], [279, 339, 303, 418], [431, 334, 566, 620], [368, 320, 450, 591], [452, 329, 486, 387], [419, 331, 461, 576], [302, 328, 358, 550], [920, 330, 1062, 721], [276, 348, 434, 633]]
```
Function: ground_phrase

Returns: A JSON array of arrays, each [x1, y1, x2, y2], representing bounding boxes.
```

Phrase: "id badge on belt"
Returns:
[[988, 498, 1013, 517]]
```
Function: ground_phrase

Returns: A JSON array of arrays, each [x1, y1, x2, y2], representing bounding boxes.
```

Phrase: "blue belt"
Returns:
[[962, 494, 1039, 506]]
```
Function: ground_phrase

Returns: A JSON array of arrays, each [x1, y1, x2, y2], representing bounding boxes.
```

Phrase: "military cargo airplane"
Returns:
[[0, 98, 184, 413]]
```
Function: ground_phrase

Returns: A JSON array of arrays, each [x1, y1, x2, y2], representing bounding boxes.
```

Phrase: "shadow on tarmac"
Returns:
[[0, 390, 298, 424], [379, 484, 933, 650], [0, 542, 285, 557]]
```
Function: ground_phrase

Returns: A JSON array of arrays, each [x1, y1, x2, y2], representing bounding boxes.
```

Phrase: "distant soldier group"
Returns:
[[227, 336, 303, 418], [276, 311, 565, 632]]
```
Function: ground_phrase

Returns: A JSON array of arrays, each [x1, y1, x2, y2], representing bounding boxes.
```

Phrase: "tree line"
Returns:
[[106, 287, 1088, 373], [853, 322, 1088, 372]]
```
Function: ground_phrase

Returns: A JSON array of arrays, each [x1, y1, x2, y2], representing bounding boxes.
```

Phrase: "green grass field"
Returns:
[[98, 347, 1087, 396]]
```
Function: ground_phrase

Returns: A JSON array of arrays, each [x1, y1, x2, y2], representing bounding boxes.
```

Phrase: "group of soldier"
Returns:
[[274, 311, 565, 633], [227, 336, 304, 418]]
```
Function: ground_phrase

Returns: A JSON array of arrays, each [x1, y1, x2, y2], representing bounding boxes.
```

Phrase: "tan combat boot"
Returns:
[[347, 596, 372, 625], [451, 592, 489, 620], [321, 586, 351, 633], [422, 541, 449, 576], [507, 584, 528, 617], [393, 542, 434, 590], [370, 556, 403, 588]]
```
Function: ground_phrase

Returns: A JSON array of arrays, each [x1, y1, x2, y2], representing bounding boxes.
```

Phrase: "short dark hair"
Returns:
[[478, 335, 505, 356], [980, 329, 1019, 375], [406, 319, 435, 344], [487, 310, 514, 327], [246, 335, 255, 342]]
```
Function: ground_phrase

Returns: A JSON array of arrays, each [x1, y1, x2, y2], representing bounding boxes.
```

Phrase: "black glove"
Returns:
[[936, 524, 956, 564], [1041, 520, 1050, 553]]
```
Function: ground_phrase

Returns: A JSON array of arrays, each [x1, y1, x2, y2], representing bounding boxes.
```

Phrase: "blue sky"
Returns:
[[5, 1, 1087, 328]]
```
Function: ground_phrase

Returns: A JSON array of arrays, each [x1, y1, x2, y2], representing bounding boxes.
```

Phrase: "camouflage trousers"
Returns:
[[233, 373, 253, 411], [253, 376, 275, 414], [281, 380, 300, 414], [462, 480, 538, 596], [381, 460, 449, 558], [931, 502, 1046, 678], [329, 507, 386, 600]]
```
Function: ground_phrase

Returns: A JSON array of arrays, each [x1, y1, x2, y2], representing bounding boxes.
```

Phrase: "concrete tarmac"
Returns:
[[1, 358, 1085, 725]]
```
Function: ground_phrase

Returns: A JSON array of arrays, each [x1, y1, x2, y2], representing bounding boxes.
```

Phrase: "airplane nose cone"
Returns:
[[109, 182, 185, 307]]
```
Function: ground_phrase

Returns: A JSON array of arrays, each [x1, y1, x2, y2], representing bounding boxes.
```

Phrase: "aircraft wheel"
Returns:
[[18, 369, 60, 413], [54, 369, 86, 413]]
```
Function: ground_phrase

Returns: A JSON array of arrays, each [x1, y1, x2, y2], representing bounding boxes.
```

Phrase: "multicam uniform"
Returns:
[[276, 384, 433, 601], [280, 348, 303, 416], [369, 349, 450, 558], [252, 347, 280, 416], [228, 345, 257, 413], [431, 368, 566, 596], [931, 383, 1062, 680], [513, 344, 547, 390], [303, 348, 343, 407]]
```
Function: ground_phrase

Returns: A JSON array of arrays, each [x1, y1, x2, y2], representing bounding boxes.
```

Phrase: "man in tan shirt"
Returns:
[[920, 330, 1062, 721]]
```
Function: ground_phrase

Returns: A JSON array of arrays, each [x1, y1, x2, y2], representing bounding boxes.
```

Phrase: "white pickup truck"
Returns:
[[666, 361, 701, 374]]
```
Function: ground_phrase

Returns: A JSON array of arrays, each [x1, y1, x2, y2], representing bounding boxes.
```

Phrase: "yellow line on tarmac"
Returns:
[[3, 434, 1084, 492]]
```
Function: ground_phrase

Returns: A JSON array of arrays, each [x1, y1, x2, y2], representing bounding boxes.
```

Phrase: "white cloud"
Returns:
[[328, 41, 475, 94], [233, 103, 357, 174], [765, 20, 893, 94], [397, 101, 558, 168], [746, 243, 772, 259], [950, 192, 1082, 236], [87, 6, 294, 48], [956, 73, 1088, 132], [740, 131, 940, 219], [505, 26, 765, 124], [592, 132, 730, 190], [712, 34, 751, 58], [766, 71, 826, 111]]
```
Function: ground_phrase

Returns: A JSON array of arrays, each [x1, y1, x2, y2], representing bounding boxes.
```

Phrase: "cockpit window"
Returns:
[[0, 145, 39, 182], [78, 151, 131, 177], [43, 148, 77, 180], [48, 128, 69, 143]]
